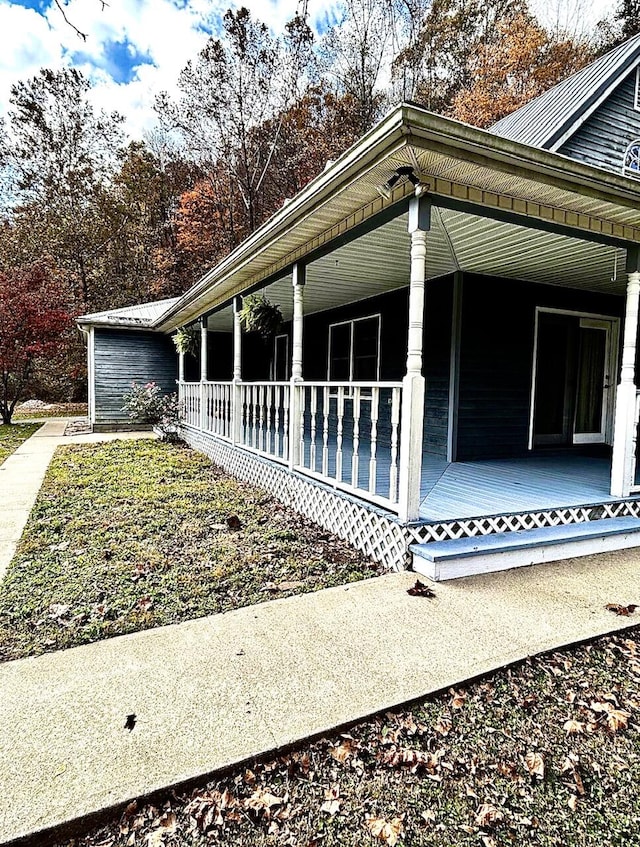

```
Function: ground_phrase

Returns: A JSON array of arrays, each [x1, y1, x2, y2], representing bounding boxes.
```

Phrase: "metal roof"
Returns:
[[78, 297, 180, 329], [490, 34, 640, 151]]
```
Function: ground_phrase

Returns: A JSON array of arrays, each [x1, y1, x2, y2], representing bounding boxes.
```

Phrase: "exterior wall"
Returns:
[[558, 69, 640, 174], [299, 277, 453, 458], [93, 328, 177, 428], [456, 275, 624, 460]]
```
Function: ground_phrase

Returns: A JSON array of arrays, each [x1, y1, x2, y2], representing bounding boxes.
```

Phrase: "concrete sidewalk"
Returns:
[[1, 549, 640, 845], [0, 420, 155, 581]]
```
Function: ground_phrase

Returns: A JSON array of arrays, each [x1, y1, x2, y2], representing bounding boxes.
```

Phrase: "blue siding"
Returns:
[[456, 275, 624, 460], [93, 329, 177, 426], [558, 69, 640, 174]]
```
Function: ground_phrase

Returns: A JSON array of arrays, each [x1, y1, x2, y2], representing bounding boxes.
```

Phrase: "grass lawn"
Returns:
[[0, 422, 41, 466], [0, 439, 378, 661], [60, 628, 640, 847]]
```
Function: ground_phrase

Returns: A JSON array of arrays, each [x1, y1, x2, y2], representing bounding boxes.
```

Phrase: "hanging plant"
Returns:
[[239, 293, 283, 341], [172, 325, 199, 357]]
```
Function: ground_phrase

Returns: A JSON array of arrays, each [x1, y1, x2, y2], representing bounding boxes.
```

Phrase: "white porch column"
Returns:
[[398, 196, 430, 523], [178, 346, 185, 384], [232, 296, 242, 444], [289, 263, 306, 468], [611, 249, 640, 497], [200, 316, 208, 430]]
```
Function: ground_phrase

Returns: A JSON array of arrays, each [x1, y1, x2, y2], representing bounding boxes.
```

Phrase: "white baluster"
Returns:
[[274, 385, 281, 457], [309, 386, 317, 471], [369, 387, 379, 494], [258, 385, 265, 452], [298, 385, 306, 467], [389, 387, 401, 502], [351, 386, 360, 488], [283, 386, 290, 461], [322, 386, 330, 476], [336, 386, 345, 482]]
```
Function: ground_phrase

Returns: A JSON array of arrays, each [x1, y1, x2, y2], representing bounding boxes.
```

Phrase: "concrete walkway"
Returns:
[[1, 422, 640, 844], [0, 420, 155, 581], [1, 550, 640, 845]]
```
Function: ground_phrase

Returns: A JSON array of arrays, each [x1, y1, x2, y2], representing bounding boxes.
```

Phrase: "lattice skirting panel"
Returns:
[[181, 427, 640, 572], [181, 426, 411, 571], [406, 500, 640, 546]]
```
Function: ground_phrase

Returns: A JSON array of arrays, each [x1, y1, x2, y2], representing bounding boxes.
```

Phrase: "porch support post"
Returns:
[[398, 196, 430, 523], [611, 248, 640, 497], [289, 263, 306, 469], [232, 296, 243, 445], [178, 345, 185, 384], [200, 316, 208, 431]]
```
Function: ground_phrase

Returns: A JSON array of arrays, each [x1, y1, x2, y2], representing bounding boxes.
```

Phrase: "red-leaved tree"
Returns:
[[0, 264, 72, 424]]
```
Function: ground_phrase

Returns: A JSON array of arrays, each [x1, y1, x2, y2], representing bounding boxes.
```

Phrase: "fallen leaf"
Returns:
[[124, 714, 137, 732], [563, 719, 585, 735], [244, 787, 284, 819], [407, 580, 435, 598], [137, 596, 154, 612], [434, 715, 452, 736], [331, 739, 355, 763], [365, 815, 404, 846], [568, 794, 579, 811], [475, 803, 503, 828], [278, 580, 305, 591], [158, 811, 177, 832], [605, 603, 638, 616], [383, 746, 441, 773], [606, 708, 630, 733], [524, 751, 544, 780]]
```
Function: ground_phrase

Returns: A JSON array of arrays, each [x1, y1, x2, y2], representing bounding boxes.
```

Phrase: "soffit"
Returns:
[[204, 209, 624, 334]]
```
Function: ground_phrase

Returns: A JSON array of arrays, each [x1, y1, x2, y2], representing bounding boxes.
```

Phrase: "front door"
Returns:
[[531, 310, 618, 447]]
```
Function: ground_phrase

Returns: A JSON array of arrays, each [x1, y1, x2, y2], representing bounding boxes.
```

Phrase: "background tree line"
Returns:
[[0, 0, 637, 406]]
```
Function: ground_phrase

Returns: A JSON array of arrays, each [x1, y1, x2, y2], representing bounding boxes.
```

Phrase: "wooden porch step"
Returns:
[[410, 516, 640, 581]]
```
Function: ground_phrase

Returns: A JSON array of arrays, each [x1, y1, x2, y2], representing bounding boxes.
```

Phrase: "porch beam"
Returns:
[[289, 263, 306, 469], [398, 195, 429, 523], [611, 247, 640, 497]]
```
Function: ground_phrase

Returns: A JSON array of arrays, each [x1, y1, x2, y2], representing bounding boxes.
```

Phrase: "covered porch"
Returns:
[[159, 105, 640, 571]]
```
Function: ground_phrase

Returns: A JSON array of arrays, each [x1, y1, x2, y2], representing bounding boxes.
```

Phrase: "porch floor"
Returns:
[[418, 452, 629, 522]]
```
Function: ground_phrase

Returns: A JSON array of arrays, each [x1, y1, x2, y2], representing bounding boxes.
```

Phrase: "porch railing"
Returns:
[[203, 381, 233, 440], [295, 382, 403, 507], [239, 382, 290, 462], [178, 379, 402, 511]]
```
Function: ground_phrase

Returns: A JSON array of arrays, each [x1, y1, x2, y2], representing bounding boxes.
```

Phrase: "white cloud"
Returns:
[[0, 0, 615, 142], [0, 0, 317, 138]]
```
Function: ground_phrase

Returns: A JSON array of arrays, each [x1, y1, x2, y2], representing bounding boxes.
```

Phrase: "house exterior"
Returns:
[[79, 36, 640, 578]]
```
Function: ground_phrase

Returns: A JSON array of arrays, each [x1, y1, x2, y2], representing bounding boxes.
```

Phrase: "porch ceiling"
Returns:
[[205, 208, 625, 330], [156, 105, 640, 332]]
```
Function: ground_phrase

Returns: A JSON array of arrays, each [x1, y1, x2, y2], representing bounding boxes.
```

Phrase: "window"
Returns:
[[273, 334, 289, 381], [623, 139, 640, 178], [328, 315, 380, 383]]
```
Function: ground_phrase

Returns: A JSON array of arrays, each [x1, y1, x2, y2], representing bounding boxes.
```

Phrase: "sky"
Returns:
[[0, 0, 617, 141]]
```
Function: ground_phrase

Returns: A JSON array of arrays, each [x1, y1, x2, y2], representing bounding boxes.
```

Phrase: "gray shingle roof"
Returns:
[[490, 34, 640, 150], [78, 297, 180, 328]]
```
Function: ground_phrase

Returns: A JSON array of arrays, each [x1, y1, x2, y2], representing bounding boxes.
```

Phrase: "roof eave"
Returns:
[[154, 104, 640, 333]]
